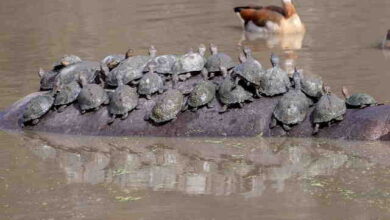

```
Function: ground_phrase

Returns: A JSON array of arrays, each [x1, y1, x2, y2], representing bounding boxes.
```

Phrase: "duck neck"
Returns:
[[282, 0, 297, 18]]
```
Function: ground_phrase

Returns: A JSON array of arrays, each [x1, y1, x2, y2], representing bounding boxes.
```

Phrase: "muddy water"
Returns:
[[0, 0, 390, 219]]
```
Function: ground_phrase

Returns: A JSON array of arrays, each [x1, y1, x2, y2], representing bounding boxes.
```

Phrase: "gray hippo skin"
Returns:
[[0, 75, 389, 141]]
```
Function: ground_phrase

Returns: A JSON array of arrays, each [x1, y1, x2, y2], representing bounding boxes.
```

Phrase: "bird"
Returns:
[[234, 0, 305, 34]]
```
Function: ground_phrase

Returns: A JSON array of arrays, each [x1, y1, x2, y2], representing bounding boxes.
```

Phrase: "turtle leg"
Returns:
[[201, 68, 209, 80], [185, 72, 192, 79], [107, 115, 116, 125], [312, 123, 320, 135], [94, 106, 101, 111], [327, 121, 332, 127], [121, 112, 129, 120], [146, 95, 152, 100], [207, 102, 214, 108], [335, 115, 344, 121], [57, 105, 67, 113], [282, 124, 292, 131], [158, 88, 164, 94], [210, 72, 215, 78], [32, 119, 40, 125], [247, 97, 254, 102], [181, 104, 188, 112], [131, 80, 140, 85], [255, 90, 262, 98], [220, 67, 228, 78], [219, 105, 228, 113], [270, 117, 277, 128], [191, 107, 197, 112], [81, 109, 86, 114], [238, 102, 243, 108], [179, 74, 187, 81]]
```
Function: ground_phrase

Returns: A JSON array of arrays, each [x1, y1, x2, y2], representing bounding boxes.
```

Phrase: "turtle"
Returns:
[[52, 55, 82, 71], [145, 54, 178, 75], [270, 70, 311, 131], [342, 86, 379, 108], [77, 75, 109, 114], [187, 77, 217, 111], [101, 54, 125, 70], [137, 64, 165, 99], [218, 73, 254, 113], [172, 44, 207, 81], [312, 86, 347, 134], [38, 68, 60, 91], [258, 54, 291, 96], [232, 48, 264, 97], [107, 76, 139, 124], [102, 46, 156, 87], [202, 43, 235, 79], [145, 74, 185, 124], [53, 81, 82, 112], [21, 93, 55, 126], [299, 71, 324, 99], [55, 61, 100, 86]]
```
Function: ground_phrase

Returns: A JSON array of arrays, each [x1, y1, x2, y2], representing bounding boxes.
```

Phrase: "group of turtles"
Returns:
[[21, 44, 381, 134]]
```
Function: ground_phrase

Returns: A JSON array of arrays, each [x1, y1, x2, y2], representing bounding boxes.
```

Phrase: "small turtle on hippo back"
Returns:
[[107, 75, 139, 124], [172, 44, 207, 81], [270, 69, 311, 131], [258, 54, 291, 97], [342, 86, 380, 109], [312, 86, 346, 134], [186, 73, 217, 111], [202, 43, 235, 79], [38, 68, 59, 91], [233, 48, 264, 97], [52, 55, 82, 71], [137, 64, 165, 100], [101, 54, 125, 70], [77, 75, 109, 114], [297, 70, 324, 100], [53, 80, 81, 112], [55, 61, 100, 86], [218, 70, 254, 113], [145, 74, 186, 124], [21, 92, 55, 126]]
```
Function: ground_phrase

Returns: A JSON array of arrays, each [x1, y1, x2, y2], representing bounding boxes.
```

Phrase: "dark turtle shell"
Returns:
[[173, 50, 206, 74], [313, 93, 346, 123], [300, 74, 324, 98], [188, 80, 216, 108], [22, 94, 54, 123], [137, 70, 164, 97], [149, 89, 184, 123], [106, 55, 151, 87], [145, 55, 178, 74], [233, 58, 263, 86], [205, 53, 235, 72], [54, 81, 81, 106], [77, 84, 109, 112], [52, 55, 82, 70], [273, 90, 310, 126], [108, 85, 139, 116], [218, 78, 252, 105], [39, 69, 59, 91], [259, 66, 291, 96], [101, 54, 125, 69], [345, 93, 377, 107], [55, 61, 100, 85]]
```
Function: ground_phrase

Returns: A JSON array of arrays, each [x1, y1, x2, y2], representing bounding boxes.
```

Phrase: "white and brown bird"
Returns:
[[234, 0, 305, 34]]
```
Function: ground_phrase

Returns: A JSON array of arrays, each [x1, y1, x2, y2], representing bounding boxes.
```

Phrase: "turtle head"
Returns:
[[125, 49, 134, 59], [198, 44, 206, 56], [38, 68, 45, 78], [341, 86, 350, 99], [270, 53, 280, 67], [209, 43, 218, 55], [149, 45, 157, 57], [243, 47, 252, 57], [78, 74, 88, 87], [239, 52, 247, 63], [148, 62, 156, 74], [292, 68, 302, 90], [172, 73, 179, 89], [323, 85, 331, 94]]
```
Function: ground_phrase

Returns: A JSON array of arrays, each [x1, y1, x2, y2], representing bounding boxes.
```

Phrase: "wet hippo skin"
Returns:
[[0, 76, 389, 141]]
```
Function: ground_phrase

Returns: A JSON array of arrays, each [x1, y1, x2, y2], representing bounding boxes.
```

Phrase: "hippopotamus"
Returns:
[[0, 75, 389, 141]]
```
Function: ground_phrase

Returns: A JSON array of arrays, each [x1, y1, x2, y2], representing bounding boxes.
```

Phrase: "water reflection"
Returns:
[[22, 132, 390, 200]]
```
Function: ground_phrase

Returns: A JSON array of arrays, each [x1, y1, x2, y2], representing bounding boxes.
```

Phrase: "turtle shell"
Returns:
[[205, 53, 235, 72], [101, 54, 125, 68], [233, 58, 263, 86], [40, 70, 59, 91], [188, 80, 216, 108], [218, 78, 252, 105], [52, 55, 82, 70], [259, 66, 291, 96], [273, 90, 310, 125], [54, 81, 81, 106], [55, 61, 100, 85], [173, 52, 205, 74], [150, 89, 184, 123], [108, 85, 139, 116], [22, 94, 54, 123], [313, 93, 346, 123], [106, 55, 151, 87], [300, 74, 324, 98], [77, 84, 108, 111], [145, 55, 178, 74], [137, 71, 164, 96], [345, 93, 377, 107]]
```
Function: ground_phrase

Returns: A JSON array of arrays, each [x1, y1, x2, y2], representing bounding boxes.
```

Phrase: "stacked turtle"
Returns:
[[21, 44, 380, 135]]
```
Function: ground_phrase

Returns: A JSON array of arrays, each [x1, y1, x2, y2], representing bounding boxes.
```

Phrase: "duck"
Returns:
[[381, 30, 390, 49], [234, 0, 305, 34]]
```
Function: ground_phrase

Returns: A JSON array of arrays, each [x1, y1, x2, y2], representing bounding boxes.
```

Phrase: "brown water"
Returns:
[[0, 0, 390, 219]]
